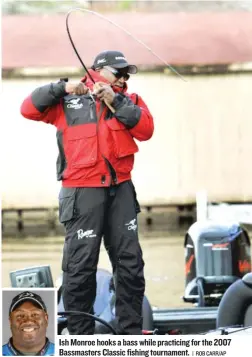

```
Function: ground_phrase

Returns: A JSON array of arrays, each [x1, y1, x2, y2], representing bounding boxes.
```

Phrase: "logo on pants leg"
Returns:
[[77, 229, 96, 239], [125, 218, 137, 231]]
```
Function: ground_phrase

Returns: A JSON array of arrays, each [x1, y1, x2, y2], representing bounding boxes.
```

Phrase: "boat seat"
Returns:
[[216, 272, 252, 328]]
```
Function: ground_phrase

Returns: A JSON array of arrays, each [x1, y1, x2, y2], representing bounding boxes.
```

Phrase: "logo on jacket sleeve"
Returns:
[[66, 98, 83, 110]]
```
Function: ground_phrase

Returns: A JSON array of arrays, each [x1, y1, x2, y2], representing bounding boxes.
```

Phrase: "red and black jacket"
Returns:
[[20, 70, 154, 187]]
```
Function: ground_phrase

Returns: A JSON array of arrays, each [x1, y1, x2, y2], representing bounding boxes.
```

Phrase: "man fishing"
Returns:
[[20, 50, 154, 335]]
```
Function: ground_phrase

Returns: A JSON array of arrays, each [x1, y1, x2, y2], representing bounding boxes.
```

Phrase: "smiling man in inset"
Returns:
[[2, 291, 55, 356]]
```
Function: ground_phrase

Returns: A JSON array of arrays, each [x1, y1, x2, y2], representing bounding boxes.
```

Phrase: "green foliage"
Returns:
[[3, 0, 86, 14], [3, 0, 138, 14], [116, 0, 134, 12]]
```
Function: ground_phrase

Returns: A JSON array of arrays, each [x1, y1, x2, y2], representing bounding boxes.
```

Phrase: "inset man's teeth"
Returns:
[[23, 328, 35, 332]]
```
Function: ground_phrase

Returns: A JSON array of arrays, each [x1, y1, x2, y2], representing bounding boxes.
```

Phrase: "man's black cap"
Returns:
[[9, 291, 47, 315], [92, 50, 138, 74]]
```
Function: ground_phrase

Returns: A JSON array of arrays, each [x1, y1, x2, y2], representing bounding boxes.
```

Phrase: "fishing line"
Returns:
[[66, 7, 186, 81]]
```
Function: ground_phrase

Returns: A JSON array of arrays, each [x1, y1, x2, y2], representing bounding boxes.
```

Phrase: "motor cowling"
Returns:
[[183, 220, 251, 306]]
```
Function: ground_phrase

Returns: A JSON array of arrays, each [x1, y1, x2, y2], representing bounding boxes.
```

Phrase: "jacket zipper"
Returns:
[[96, 100, 118, 186]]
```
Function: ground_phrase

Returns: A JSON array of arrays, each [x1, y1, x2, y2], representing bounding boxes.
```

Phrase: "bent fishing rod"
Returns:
[[66, 7, 186, 83]]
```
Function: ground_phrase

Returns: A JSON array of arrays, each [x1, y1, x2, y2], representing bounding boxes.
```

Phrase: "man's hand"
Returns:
[[65, 82, 89, 95], [94, 83, 115, 105]]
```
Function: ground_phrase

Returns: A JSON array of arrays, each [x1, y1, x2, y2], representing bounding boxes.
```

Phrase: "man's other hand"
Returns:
[[65, 82, 89, 95]]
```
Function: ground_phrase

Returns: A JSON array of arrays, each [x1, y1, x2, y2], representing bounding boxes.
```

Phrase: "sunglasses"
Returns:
[[104, 66, 130, 80]]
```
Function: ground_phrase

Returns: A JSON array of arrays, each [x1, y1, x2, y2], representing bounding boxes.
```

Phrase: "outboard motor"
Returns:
[[183, 220, 251, 307]]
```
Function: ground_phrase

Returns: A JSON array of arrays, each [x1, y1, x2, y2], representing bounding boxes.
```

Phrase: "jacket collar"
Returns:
[[81, 69, 128, 94]]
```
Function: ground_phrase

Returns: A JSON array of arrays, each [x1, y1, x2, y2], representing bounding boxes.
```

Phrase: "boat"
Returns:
[[9, 220, 252, 335]]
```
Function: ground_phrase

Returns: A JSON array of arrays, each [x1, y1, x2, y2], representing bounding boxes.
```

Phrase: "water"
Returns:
[[2, 233, 188, 309], [3, 210, 252, 308]]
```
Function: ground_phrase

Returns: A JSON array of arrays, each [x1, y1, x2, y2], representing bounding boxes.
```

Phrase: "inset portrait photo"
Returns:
[[2, 289, 56, 356]]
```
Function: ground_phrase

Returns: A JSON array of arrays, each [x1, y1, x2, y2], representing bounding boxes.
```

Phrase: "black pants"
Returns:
[[59, 180, 145, 335]]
